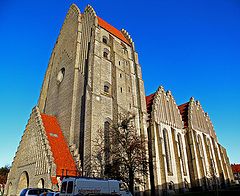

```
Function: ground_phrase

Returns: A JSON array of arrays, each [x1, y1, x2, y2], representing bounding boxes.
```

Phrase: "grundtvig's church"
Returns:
[[5, 4, 234, 195]]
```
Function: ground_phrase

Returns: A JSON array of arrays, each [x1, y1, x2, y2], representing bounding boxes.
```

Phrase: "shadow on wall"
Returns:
[[149, 176, 233, 196]]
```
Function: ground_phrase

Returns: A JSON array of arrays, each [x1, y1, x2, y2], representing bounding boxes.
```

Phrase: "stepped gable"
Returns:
[[178, 102, 189, 128], [41, 114, 77, 177], [97, 16, 131, 46], [146, 93, 155, 114]]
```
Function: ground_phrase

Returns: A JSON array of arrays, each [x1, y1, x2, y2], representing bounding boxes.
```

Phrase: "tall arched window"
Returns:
[[177, 133, 187, 175], [198, 135, 204, 158], [207, 138, 215, 173], [104, 121, 110, 164], [207, 138, 213, 159], [163, 129, 172, 174]]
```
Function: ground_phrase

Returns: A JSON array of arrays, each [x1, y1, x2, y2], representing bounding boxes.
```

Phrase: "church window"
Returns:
[[208, 139, 213, 158], [120, 87, 123, 93], [177, 133, 187, 175], [103, 82, 111, 96], [198, 135, 204, 158], [163, 129, 172, 174], [102, 36, 108, 44], [121, 42, 127, 54], [120, 73, 122, 78], [169, 181, 175, 190], [104, 85, 109, 93], [104, 83, 110, 94], [103, 52, 108, 58], [103, 48, 109, 59], [119, 61, 121, 65], [57, 67, 65, 84]]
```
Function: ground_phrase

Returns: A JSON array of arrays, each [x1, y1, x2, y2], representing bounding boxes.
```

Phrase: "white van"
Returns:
[[60, 177, 132, 196]]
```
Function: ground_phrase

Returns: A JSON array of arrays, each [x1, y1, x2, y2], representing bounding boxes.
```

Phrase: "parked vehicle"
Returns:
[[40, 191, 60, 196], [60, 177, 132, 196], [20, 188, 53, 196]]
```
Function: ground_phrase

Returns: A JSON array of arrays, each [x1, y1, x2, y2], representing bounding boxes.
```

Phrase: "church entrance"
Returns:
[[17, 171, 29, 195]]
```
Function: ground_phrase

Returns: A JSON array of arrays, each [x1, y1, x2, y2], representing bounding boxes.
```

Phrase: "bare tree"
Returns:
[[91, 113, 148, 194], [90, 128, 106, 178]]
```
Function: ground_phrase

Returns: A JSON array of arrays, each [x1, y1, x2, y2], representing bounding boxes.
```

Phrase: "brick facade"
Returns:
[[5, 4, 233, 196]]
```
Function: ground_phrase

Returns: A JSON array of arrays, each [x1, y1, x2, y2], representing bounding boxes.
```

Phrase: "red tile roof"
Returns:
[[97, 16, 130, 46], [41, 114, 77, 177], [231, 164, 240, 173], [146, 93, 155, 114], [178, 102, 189, 128], [51, 176, 58, 185]]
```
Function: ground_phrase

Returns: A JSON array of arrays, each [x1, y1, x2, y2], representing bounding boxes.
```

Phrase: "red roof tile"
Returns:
[[97, 16, 130, 46], [178, 102, 189, 128], [146, 93, 155, 114], [231, 164, 240, 173], [41, 114, 77, 177], [51, 176, 58, 185]]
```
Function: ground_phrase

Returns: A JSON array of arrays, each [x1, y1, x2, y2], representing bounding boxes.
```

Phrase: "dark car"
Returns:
[[20, 188, 53, 196]]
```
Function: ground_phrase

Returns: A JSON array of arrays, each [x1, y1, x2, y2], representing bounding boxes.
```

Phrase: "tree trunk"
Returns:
[[129, 167, 134, 195]]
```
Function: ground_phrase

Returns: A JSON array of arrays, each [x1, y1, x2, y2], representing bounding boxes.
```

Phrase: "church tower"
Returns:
[[38, 4, 148, 174], [5, 4, 149, 195]]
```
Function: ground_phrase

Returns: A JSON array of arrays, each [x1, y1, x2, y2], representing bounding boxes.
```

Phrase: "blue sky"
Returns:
[[0, 0, 239, 167]]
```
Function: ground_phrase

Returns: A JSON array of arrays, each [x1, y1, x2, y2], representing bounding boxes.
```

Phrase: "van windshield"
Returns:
[[61, 182, 67, 193], [67, 181, 73, 193]]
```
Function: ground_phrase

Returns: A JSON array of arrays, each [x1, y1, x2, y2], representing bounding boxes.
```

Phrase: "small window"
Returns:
[[128, 86, 130, 92], [67, 181, 73, 193], [103, 52, 108, 58], [103, 36, 108, 44], [120, 87, 123, 93], [103, 48, 109, 59], [104, 85, 109, 93], [119, 61, 121, 65], [57, 67, 65, 84], [61, 182, 67, 193], [103, 38, 107, 44], [129, 103, 131, 109], [121, 42, 127, 54], [103, 82, 111, 95], [169, 181, 175, 190], [120, 73, 122, 78]]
